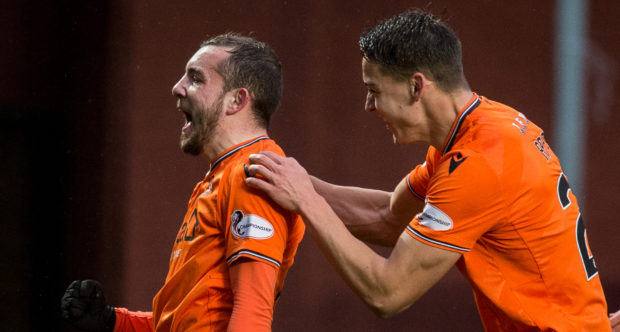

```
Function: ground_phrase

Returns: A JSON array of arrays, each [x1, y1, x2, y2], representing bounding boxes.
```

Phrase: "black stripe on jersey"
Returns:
[[226, 249, 281, 267], [208, 136, 270, 173], [442, 97, 481, 155], [406, 225, 470, 252], [406, 176, 425, 201]]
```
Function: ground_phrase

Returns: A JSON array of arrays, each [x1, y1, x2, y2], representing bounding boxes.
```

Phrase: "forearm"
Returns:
[[300, 193, 459, 317], [244, 152, 452, 318], [298, 192, 397, 313], [311, 176, 404, 246]]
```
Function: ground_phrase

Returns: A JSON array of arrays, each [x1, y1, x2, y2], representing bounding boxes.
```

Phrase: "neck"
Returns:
[[202, 125, 268, 164], [426, 89, 474, 150]]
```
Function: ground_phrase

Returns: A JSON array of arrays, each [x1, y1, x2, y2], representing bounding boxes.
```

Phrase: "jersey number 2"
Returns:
[[557, 173, 598, 280]]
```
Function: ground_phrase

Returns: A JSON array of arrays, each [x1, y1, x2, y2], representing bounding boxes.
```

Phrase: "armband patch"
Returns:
[[231, 210, 274, 239], [417, 203, 453, 231]]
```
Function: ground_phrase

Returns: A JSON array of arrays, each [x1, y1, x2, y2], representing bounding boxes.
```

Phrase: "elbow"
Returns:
[[362, 282, 423, 318], [372, 306, 398, 319], [368, 301, 401, 319], [364, 294, 408, 319]]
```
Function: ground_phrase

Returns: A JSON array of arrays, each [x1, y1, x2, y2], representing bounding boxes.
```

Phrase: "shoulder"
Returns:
[[432, 149, 502, 199], [470, 96, 534, 139], [227, 138, 286, 178], [439, 149, 496, 177], [253, 138, 286, 156], [454, 97, 539, 163], [425, 150, 506, 224]]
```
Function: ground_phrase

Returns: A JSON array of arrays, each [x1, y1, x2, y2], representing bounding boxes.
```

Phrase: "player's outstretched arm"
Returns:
[[246, 151, 460, 317], [61, 280, 116, 332], [310, 176, 422, 247]]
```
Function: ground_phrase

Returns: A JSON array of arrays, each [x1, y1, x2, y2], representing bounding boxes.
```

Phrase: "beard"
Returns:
[[180, 94, 224, 156]]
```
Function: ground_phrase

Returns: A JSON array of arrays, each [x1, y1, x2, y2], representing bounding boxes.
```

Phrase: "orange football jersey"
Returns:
[[151, 136, 305, 331], [405, 94, 609, 331]]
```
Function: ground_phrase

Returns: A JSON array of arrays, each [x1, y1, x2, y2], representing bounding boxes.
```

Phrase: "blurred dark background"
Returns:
[[3, 1, 619, 331]]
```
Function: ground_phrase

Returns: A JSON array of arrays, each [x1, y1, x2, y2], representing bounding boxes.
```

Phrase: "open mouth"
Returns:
[[180, 109, 193, 133]]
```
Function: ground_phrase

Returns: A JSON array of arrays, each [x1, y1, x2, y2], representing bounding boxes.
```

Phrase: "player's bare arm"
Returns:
[[246, 151, 460, 317], [310, 176, 422, 246]]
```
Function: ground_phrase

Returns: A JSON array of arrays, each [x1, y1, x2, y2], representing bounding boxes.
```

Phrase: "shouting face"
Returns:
[[172, 46, 230, 155]]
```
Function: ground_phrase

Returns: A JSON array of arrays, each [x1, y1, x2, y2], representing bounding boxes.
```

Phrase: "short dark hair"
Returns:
[[201, 33, 282, 128], [359, 10, 468, 92]]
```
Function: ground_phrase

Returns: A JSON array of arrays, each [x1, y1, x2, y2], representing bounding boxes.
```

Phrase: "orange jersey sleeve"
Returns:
[[221, 161, 295, 270], [405, 147, 435, 201], [114, 308, 153, 332], [406, 150, 504, 252], [219, 144, 304, 299], [227, 259, 278, 332]]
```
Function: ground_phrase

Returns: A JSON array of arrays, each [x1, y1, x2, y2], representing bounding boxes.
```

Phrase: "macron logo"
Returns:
[[449, 152, 468, 175]]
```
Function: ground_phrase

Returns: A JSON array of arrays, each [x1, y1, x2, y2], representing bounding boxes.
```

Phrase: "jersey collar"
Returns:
[[440, 93, 481, 155], [208, 136, 270, 174]]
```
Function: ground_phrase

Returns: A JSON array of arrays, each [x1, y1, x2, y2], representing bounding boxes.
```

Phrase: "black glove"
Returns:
[[60, 280, 116, 332]]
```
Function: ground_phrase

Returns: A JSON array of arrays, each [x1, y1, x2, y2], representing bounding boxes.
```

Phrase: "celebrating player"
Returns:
[[61, 33, 305, 332], [246, 10, 612, 331]]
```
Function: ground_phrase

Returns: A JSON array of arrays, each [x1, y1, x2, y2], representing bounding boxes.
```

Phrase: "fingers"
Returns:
[[246, 152, 284, 183], [245, 163, 269, 182], [611, 309, 620, 325], [249, 152, 283, 172], [254, 150, 282, 163], [80, 279, 103, 300], [80, 280, 95, 297], [68, 280, 81, 290], [61, 281, 87, 319], [69, 298, 87, 317], [245, 172, 272, 191], [61, 279, 105, 320], [245, 153, 281, 192]]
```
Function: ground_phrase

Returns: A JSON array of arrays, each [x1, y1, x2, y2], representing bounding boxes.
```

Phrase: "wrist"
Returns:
[[298, 193, 330, 223], [103, 305, 116, 332]]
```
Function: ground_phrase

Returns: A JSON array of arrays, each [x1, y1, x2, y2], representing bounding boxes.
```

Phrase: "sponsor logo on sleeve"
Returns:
[[417, 203, 453, 231], [231, 210, 274, 239]]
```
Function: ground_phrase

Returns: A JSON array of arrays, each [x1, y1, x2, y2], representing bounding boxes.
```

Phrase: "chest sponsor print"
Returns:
[[231, 210, 275, 239]]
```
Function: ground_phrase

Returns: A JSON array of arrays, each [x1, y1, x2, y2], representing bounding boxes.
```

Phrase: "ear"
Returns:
[[225, 88, 250, 115], [409, 73, 426, 101]]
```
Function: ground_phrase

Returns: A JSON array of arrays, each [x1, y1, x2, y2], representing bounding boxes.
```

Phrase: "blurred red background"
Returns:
[[3, 1, 618, 331]]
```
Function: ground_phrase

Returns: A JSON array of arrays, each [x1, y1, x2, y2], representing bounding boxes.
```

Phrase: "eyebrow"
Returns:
[[187, 67, 204, 79]]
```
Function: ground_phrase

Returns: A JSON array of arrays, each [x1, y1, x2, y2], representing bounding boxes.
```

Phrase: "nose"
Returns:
[[172, 75, 187, 97], [365, 93, 376, 113]]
